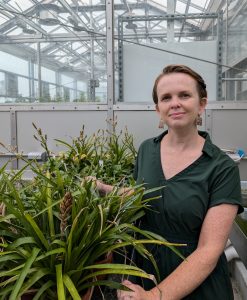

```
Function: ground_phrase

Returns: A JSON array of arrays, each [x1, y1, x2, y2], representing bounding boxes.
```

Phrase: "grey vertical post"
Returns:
[[37, 42, 42, 100], [118, 17, 123, 102], [73, 79, 77, 102], [167, 0, 175, 42], [205, 109, 212, 137], [28, 59, 35, 102], [216, 11, 223, 100], [89, 0, 95, 101], [224, 0, 229, 99], [89, 39, 95, 101], [56, 71, 61, 100], [10, 109, 18, 169], [106, 0, 115, 133], [234, 81, 237, 101]]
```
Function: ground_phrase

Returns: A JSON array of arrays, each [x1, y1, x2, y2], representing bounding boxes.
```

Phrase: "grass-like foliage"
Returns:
[[0, 125, 184, 299]]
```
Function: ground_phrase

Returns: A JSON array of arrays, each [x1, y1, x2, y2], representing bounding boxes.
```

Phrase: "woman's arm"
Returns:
[[84, 176, 132, 196], [154, 203, 238, 299], [118, 203, 238, 300]]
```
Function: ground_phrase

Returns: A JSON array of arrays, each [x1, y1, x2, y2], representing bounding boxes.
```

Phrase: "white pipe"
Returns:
[[225, 244, 240, 262], [226, 239, 231, 248]]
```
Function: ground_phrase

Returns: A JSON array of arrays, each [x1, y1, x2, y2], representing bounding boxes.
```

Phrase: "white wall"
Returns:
[[123, 41, 217, 102], [1, 102, 247, 179]]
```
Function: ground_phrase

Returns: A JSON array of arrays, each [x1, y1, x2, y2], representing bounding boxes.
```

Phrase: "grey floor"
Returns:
[[232, 277, 243, 300]]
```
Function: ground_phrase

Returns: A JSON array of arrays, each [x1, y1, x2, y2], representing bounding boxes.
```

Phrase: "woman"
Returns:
[[92, 65, 243, 299]]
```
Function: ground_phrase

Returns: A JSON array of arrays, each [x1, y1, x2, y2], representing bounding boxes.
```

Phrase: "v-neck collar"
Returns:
[[154, 130, 213, 181], [154, 130, 214, 158]]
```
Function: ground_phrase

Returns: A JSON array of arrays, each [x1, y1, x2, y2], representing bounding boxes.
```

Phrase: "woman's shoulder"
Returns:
[[139, 137, 155, 147], [210, 142, 238, 169], [139, 131, 167, 149], [200, 131, 237, 168]]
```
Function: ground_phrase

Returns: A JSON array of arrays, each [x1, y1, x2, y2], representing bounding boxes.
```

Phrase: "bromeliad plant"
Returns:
[[0, 126, 184, 299], [37, 122, 137, 186]]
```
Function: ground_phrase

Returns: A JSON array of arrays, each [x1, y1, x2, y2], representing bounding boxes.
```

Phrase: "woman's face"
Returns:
[[155, 72, 207, 130]]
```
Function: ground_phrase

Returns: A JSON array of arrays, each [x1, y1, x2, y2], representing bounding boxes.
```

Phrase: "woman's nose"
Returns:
[[170, 96, 181, 108]]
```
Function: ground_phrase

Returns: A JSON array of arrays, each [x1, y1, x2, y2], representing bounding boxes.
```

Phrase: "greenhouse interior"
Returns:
[[0, 0, 247, 299]]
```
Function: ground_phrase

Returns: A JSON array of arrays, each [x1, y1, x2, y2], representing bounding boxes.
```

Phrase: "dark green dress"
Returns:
[[133, 130, 243, 300]]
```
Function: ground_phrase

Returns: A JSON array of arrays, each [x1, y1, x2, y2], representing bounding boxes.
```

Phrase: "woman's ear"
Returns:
[[199, 97, 207, 113], [200, 97, 207, 107], [155, 103, 160, 113]]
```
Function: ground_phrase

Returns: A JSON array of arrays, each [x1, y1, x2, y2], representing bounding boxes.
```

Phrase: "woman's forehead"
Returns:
[[157, 73, 198, 91]]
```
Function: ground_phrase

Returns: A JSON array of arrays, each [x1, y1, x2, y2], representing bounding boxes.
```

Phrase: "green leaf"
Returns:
[[0, 253, 22, 263], [79, 280, 130, 291], [9, 247, 40, 300], [83, 263, 143, 270], [33, 198, 62, 219], [20, 268, 52, 295], [51, 239, 66, 247], [33, 280, 55, 300], [56, 264, 65, 300], [80, 268, 152, 284], [0, 274, 19, 287], [0, 284, 14, 297], [66, 207, 87, 270], [63, 274, 81, 300], [10, 160, 33, 183], [7, 237, 37, 250], [3, 174, 25, 212], [32, 280, 55, 300], [36, 248, 66, 262], [0, 265, 24, 279], [45, 171, 55, 241], [54, 139, 74, 150], [24, 214, 49, 249], [0, 213, 16, 222], [98, 204, 103, 236]]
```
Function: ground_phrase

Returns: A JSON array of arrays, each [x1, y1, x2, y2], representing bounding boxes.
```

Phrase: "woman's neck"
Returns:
[[163, 127, 202, 152]]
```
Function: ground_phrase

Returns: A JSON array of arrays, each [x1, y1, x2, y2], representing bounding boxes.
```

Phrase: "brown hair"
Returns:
[[152, 64, 207, 104]]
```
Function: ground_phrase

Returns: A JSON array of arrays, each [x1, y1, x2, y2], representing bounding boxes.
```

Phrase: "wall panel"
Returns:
[[17, 110, 108, 153], [0, 103, 247, 180]]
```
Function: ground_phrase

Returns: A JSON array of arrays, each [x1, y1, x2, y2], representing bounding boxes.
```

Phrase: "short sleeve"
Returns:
[[133, 158, 138, 181], [209, 163, 244, 214]]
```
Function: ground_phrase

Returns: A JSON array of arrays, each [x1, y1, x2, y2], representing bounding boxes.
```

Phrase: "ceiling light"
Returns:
[[38, 4, 61, 26], [16, 20, 36, 35], [125, 21, 137, 30], [67, 16, 86, 31], [67, 16, 77, 26], [22, 28, 36, 35], [73, 25, 87, 32]]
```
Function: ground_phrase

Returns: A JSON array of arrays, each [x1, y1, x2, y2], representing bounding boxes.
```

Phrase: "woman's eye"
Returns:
[[161, 96, 170, 101], [180, 94, 190, 99]]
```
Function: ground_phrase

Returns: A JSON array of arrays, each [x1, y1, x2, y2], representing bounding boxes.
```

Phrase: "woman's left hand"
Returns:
[[117, 280, 159, 300]]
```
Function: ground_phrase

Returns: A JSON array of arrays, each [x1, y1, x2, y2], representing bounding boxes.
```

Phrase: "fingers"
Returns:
[[84, 176, 97, 182], [122, 280, 133, 287], [81, 176, 109, 196], [117, 289, 134, 300], [117, 280, 135, 300], [81, 176, 96, 186]]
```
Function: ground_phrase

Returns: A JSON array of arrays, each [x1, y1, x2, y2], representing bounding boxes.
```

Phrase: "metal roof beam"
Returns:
[[58, 0, 89, 27], [0, 33, 104, 43], [0, 3, 47, 35], [200, 0, 225, 30], [178, 0, 191, 41]]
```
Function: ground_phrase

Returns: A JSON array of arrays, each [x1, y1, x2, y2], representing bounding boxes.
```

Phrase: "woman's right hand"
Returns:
[[83, 176, 113, 195], [83, 176, 97, 184]]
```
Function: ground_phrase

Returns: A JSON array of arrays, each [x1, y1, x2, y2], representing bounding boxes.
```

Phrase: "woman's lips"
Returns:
[[169, 112, 185, 117]]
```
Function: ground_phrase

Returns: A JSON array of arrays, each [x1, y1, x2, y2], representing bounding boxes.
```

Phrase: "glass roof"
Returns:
[[0, 0, 222, 80]]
